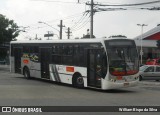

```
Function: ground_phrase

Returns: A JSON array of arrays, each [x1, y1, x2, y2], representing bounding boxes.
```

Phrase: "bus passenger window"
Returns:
[[30, 46, 39, 62], [23, 46, 30, 53], [52, 45, 62, 64]]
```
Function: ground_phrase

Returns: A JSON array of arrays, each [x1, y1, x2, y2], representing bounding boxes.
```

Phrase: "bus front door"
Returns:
[[40, 48, 52, 79], [87, 49, 102, 88], [14, 47, 22, 74]]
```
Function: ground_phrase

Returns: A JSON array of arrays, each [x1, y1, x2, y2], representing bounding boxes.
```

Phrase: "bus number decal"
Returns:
[[66, 66, 74, 72]]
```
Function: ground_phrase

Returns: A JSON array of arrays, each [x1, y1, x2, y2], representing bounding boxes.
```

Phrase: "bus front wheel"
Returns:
[[24, 67, 30, 79], [73, 74, 84, 88]]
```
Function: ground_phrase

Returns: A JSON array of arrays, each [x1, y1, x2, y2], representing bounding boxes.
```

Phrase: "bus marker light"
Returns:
[[66, 67, 74, 72]]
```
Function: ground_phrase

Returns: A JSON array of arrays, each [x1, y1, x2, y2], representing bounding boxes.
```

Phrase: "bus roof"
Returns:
[[10, 38, 133, 44], [10, 38, 105, 44]]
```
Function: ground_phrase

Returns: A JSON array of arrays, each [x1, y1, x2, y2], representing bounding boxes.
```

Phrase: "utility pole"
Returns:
[[90, 0, 94, 38], [58, 20, 65, 40], [137, 24, 148, 65], [47, 31, 50, 40], [86, 0, 99, 38], [85, 1, 126, 39], [44, 31, 54, 40], [66, 27, 72, 39], [35, 34, 38, 40]]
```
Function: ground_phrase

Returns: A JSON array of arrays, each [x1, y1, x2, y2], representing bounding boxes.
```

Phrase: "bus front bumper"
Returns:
[[101, 79, 139, 90]]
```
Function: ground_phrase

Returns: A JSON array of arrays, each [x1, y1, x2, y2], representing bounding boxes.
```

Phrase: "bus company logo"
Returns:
[[1, 107, 42, 113], [2, 107, 11, 112]]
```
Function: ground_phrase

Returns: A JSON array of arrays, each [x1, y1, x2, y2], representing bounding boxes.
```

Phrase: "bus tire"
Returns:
[[23, 67, 30, 79], [73, 73, 84, 88]]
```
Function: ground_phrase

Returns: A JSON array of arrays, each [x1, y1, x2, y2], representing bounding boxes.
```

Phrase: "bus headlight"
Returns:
[[110, 79, 116, 82]]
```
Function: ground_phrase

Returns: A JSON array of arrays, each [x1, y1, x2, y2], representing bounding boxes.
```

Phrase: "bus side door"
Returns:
[[87, 48, 103, 88], [13, 47, 22, 74], [40, 47, 52, 79]]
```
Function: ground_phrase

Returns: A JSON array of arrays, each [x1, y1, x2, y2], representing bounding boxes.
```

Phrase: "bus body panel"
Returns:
[[49, 64, 88, 86], [21, 57, 41, 78], [10, 38, 139, 90]]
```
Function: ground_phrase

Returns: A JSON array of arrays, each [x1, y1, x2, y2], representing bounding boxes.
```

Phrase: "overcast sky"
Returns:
[[1, 0, 160, 40]]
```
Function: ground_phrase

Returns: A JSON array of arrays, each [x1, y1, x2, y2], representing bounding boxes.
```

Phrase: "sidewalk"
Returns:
[[0, 64, 10, 71], [139, 80, 160, 86]]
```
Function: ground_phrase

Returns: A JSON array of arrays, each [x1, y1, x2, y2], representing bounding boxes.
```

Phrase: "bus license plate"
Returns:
[[124, 82, 129, 86]]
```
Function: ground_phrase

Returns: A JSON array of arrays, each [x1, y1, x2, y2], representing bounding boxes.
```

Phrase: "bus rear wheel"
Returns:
[[24, 68, 30, 79]]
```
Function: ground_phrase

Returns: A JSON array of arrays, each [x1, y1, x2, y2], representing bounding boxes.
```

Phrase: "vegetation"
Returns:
[[0, 14, 19, 44]]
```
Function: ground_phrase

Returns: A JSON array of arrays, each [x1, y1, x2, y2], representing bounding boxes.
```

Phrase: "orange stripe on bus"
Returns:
[[23, 60, 29, 64], [66, 66, 74, 72]]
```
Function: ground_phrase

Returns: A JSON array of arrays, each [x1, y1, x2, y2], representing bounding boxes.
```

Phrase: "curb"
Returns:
[[0, 65, 10, 70], [139, 81, 160, 86]]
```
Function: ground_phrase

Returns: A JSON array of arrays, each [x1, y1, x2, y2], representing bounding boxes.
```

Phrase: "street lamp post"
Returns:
[[38, 21, 59, 39], [137, 24, 148, 65]]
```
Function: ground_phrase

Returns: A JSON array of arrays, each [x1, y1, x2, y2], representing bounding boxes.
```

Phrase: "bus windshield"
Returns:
[[105, 40, 139, 76]]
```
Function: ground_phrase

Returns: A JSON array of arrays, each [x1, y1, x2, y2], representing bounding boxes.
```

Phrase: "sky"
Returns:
[[1, 0, 160, 40]]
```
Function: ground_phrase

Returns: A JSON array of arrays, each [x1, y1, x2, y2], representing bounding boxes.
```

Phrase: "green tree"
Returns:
[[0, 14, 19, 44]]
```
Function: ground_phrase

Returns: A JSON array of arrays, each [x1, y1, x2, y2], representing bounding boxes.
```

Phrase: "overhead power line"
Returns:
[[140, 7, 160, 10], [98, 0, 160, 7], [23, 12, 84, 31], [72, 20, 90, 31], [31, 0, 86, 4], [46, 12, 85, 23], [71, 12, 89, 30], [72, 15, 90, 31], [85, 8, 127, 13]]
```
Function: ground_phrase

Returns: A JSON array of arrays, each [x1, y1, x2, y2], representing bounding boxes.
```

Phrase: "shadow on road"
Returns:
[[14, 76, 138, 93], [14, 76, 74, 87], [85, 88, 137, 94]]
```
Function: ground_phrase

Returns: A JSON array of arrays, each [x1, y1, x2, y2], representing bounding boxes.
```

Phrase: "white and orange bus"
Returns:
[[10, 38, 139, 90]]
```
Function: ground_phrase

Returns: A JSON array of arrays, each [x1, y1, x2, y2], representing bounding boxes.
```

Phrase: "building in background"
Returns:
[[134, 25, 160, 64]]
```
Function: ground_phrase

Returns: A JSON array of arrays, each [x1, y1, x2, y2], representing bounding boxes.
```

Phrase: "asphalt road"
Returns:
[[0, 65, 160, 114]]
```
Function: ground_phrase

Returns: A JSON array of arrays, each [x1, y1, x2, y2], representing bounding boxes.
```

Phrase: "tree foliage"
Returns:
[[0, 14, 19, 44]]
